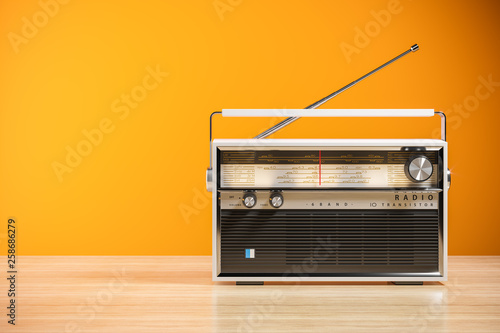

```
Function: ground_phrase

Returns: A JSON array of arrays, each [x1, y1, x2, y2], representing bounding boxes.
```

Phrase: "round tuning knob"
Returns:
[[242, 193, 257, 208], [405, 155, 433, 182], [269, 192, 284, 208]]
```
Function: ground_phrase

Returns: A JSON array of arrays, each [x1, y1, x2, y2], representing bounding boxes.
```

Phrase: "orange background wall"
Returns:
[[0, 0, 499, 255]]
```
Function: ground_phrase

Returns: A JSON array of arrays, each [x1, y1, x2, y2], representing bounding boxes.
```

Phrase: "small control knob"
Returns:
[[447, 168, 451, 190], [206, 168, 213, 192], [242, 193, 257, 208], [405, 155, 433, 182], [269, 193, 284, 208]]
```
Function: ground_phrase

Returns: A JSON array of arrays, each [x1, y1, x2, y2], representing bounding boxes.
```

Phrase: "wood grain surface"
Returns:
[[1, 256, 499, 332]]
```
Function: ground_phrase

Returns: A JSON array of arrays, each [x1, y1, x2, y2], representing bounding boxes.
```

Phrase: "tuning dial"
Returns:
[[405, 155, 433, 182], [242, 193, 257, 208], [269, 192, 284, 208]]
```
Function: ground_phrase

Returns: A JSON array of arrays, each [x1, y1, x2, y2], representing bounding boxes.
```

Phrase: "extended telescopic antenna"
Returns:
[[254, 44, 420, 139]]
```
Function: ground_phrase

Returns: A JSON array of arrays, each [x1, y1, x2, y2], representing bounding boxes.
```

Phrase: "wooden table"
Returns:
[[1, 256, 499, 332]]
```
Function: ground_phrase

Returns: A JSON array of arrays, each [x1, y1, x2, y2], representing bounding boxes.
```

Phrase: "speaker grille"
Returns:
[[219, 210, 440, 276]]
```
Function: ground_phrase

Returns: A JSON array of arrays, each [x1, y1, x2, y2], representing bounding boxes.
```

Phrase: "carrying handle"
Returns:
[[207, 110, 446, 173], [206, 110, 446, 192], [222, 109, 434, 118]]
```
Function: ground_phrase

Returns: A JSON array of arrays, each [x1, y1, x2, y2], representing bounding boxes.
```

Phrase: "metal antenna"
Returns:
[[254, 44, 420, 139]]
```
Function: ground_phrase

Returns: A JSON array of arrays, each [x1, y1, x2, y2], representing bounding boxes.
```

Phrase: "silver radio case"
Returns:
[[210, 137, 449, 283]]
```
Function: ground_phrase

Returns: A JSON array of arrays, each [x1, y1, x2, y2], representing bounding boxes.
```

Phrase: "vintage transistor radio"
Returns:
[[206, 44, 450, 285]]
